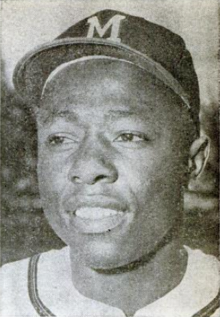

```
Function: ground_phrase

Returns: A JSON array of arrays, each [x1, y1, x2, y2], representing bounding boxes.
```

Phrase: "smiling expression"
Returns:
[[37, 58, 192, 269]]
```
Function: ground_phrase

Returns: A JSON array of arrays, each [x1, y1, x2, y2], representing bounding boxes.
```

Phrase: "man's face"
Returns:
[[37, 59, 189, 270]]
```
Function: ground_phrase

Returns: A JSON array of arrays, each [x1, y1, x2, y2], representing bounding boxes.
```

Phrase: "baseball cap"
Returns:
[[13, 9, 200, 131]]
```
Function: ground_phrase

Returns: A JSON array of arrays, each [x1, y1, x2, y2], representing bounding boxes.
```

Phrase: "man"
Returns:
[[1, 9, 219, 317]]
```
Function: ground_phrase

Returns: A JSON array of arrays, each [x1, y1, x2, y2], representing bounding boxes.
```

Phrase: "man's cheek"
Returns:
[[38, 156, 69, 194], [121, 158, 156, 192], [38, 169, 70, 236]]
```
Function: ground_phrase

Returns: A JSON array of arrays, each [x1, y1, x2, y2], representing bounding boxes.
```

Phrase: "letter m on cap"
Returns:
[[87, 15, 126, 43]]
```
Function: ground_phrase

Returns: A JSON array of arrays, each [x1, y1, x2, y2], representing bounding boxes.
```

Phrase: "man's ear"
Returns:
[[188, 136, 210, 179]]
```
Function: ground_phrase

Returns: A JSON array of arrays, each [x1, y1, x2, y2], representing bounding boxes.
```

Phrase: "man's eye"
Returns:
[[114, 132, 148, 143], [47, 134, 76, 146]]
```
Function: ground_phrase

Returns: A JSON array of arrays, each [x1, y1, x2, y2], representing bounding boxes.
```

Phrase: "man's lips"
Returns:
[[64, 196, 129, 234], [65, 195, 127, 215]]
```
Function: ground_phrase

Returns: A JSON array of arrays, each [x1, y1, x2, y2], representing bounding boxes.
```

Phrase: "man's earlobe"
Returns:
[[188, 136, 210, 179]]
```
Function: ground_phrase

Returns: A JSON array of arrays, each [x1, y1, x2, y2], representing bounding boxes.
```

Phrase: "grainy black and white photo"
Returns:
[[1, 1, 219, 316]]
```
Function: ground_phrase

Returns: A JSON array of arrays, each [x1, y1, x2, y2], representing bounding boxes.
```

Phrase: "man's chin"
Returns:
[[78, 240, 144, 273], [77, 229, 176, 273]]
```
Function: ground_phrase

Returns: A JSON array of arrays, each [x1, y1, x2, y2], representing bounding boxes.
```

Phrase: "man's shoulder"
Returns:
[[185, 246, 220, 281], [183, 247, 220, 317], [1, 256, 30, 297], [0, 247, 68, 317], [144, 247, 220, 317], [1, 256, 29, 276], [1, 247, 66, 275], [1, 255, 32, 316]]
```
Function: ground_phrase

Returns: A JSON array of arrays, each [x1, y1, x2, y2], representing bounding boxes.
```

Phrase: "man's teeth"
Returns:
[[75, 207, 123, 219]]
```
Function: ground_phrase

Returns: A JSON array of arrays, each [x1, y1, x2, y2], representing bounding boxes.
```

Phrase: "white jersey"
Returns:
[[0, 246, 219, 317]]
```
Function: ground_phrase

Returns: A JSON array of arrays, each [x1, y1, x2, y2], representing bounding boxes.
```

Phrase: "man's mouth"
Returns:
[[65, 198, 129, 234], [75, 207, 124, 220]]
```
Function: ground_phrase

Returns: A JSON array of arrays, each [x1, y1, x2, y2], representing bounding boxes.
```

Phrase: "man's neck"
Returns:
[[70, 239, 187, 316]]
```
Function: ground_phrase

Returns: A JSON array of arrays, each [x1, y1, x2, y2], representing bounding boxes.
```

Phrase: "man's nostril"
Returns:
[[72, 176, 82, 184], [93, 175, 107, 184]]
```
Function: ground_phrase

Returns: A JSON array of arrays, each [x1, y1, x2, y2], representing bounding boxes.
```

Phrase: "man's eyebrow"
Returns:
[[39, 109, 79, 124], [106, 109, 155, 121], [106, 110, 140, 118]]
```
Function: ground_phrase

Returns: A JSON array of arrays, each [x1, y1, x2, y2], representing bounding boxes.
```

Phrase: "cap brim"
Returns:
[[13, 37, 190, 108]]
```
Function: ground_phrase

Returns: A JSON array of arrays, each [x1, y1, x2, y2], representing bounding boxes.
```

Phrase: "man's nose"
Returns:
[[68, 142, 118, 185]]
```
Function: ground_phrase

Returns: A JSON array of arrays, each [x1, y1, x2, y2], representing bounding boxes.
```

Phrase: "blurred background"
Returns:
[[1, 0, 219, 264]]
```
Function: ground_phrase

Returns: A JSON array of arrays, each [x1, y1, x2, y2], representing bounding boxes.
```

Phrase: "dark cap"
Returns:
[[13, 9, 200, 130]]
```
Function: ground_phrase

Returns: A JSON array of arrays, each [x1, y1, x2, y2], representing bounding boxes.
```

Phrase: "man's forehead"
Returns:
[[40, 58, 160, 99], [37, 58, 185, 129], [40, 58, 178, 108]]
